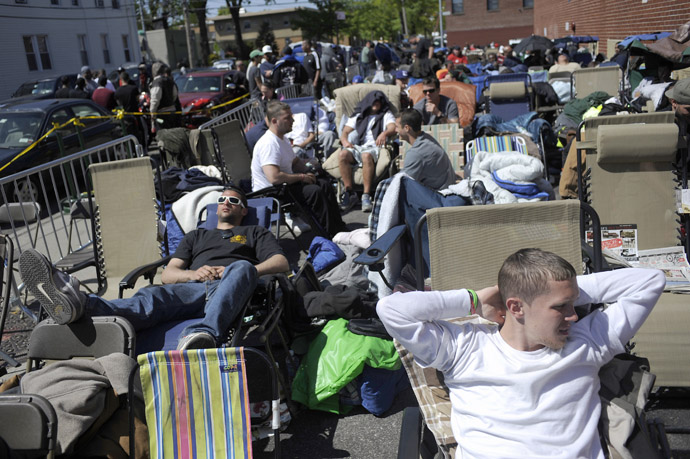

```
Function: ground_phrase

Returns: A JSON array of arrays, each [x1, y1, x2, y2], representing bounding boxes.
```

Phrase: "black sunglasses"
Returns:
[[422, 88, 436, 94], [217, 195, 245, 208]]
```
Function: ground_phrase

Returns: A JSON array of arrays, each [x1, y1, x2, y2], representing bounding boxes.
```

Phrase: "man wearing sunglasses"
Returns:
[[19, 186, 290, 351], [413, 76, 459, 126]]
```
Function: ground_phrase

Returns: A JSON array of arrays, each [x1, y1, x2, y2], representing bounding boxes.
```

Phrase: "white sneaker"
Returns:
[[285, 214, 311, 237]]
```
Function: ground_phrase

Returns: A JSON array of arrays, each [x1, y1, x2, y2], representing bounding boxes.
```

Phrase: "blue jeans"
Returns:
[[86, 260, 258, 344]]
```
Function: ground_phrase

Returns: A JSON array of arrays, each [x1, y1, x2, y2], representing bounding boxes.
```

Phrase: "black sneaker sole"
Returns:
[[19, 249, 78, 325]]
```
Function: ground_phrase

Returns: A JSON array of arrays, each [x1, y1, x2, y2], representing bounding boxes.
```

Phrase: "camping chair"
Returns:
[[390, 200, 602, 458], [323, 83, 402, 194], [465, 134, 528, 164], [88, 156, 167, 299], [482, 73, 533, 119], [407, 80, 477, 128], [571, 66, 622, 99], [0, 394, 58, 458], [129, 347, 281, 458], [25, 316, 136, 372], [210, 119, 253, 190], [575, 117, 690, 388], [0, 234, 20, 368]]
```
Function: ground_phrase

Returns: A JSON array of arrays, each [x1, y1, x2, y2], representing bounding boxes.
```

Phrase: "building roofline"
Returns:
[[210, 7, 305, 20]]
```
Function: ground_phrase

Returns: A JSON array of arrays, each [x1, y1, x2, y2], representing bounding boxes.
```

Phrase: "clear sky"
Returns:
[[206, 0, 316, 16]]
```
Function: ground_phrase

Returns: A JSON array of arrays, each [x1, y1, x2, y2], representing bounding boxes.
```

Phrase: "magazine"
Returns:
[[586, 224, 638, 261]]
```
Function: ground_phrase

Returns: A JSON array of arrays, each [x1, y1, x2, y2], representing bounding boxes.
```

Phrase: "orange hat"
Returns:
[[436, 69, 449, 80]]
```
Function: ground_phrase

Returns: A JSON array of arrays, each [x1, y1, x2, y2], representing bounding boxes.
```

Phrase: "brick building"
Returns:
[[444, 0, 535, 47], [534, 0, 690, 57]]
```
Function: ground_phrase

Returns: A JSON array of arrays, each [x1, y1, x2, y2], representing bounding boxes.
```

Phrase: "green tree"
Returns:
[[255, 21, 277, 51], [290, 0, 344, 42], [343, 0, 400, 43]]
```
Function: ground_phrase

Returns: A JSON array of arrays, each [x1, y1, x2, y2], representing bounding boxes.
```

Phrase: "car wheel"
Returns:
[[12, 178, 40, 203]]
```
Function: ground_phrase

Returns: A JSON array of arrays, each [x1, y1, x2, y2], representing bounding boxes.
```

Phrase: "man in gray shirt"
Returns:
[[413, 76, 459, 125], [397, 109, 456, 190]]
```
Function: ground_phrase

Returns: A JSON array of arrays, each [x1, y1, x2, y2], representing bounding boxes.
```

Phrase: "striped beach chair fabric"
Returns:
[[398, 124, 465, 176], [464, 135, 527, 163], [139, 348, 253, 459]]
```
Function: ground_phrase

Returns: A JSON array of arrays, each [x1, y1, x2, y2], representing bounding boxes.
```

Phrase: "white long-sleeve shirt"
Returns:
[[377, 268, 665, 459]]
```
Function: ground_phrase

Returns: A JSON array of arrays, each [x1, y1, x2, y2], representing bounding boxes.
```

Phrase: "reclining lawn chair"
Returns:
[[322, 83, 402, 196], [88, 156, 167, 299], [129, 347, 282, 458], [483, 73, 533, 120], [571, 66, 622, 100], [210, 119, 253, 190], [0, 234, 20, 368], [390, 200, 607, 458], [576, 117, 690, 388]]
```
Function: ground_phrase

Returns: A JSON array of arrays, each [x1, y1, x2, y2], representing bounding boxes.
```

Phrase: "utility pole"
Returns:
[[438, 0, 444, 47], [183, 0, 195, 67], [401, 0, 409, 36]]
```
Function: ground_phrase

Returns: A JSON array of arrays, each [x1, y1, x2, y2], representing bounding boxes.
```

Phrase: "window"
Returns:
[[111, 0, 118, 8], [23, 35, 52, 71], [452, 0, 463, 14], [283, 19, 289, 26], [122, 35, 131, 62], [72, 0, 79, 5], [49, 109, 76, 137], [78, 34, 89, 66], [487, 0, 498, 11], [15, 0, 27, 4], [72, 104, 102, 127], [244, 21, 251, 30], [51, 0, 59, 5], [101, 34, 110, 64], [95, 0, 104, 7], [522, 0, 533, 7]]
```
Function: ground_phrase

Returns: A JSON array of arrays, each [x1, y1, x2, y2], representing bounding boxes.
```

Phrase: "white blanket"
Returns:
[[171, 185, 224, 233], [469, 151, 554, 204]]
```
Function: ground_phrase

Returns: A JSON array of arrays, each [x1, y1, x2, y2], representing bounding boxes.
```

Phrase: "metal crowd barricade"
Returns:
[[0, 135, 144, 319], [198, 99, 254, 131], [276, 84, 305, 100]]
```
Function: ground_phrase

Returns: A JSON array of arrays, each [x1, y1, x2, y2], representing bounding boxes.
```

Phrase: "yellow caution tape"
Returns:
[[2, 93, 251, 174]]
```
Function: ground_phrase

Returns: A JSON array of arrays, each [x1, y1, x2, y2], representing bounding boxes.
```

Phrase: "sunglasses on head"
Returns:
[[422, 88, 436, 94], [217, 195, 245, 208]]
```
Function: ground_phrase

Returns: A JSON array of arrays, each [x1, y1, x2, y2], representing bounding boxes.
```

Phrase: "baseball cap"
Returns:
[[249, 49, 263, 58], [80, 65, 90, 74], [665, 78, 690, 105], [262, 45, 273, 54], [436, 68, 449, 80], [395, 70, 409, 80], [352, 75, 364, 84]]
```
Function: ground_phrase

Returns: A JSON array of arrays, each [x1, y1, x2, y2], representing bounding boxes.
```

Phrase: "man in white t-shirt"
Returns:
[[336, 90, 396, 213], [378, 248, 665, 458], [251, 100, 346, 238]]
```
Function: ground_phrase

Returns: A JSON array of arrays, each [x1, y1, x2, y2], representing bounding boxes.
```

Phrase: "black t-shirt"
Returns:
[[172, 226, 284, 271], [416, 37, 433, 59], [303, 52, 320, 81], [114, 83, 140, 112]]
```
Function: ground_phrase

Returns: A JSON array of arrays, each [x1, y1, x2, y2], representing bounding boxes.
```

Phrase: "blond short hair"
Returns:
[[498, 248, 576, 304]]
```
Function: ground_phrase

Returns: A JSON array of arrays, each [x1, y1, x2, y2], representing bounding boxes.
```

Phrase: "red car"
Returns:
[[176, 70, 248, 126]]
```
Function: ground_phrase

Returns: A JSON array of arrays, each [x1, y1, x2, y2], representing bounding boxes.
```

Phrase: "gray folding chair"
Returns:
[[0, 394, 58, 458]]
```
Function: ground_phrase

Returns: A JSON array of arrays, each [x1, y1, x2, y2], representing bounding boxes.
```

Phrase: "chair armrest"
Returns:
[[397, 406, 423, 459], [119, 256, 172, 298], [354, 224, 408, 271]]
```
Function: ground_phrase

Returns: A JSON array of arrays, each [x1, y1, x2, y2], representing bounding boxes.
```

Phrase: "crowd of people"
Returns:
[[16, 27, 690, 458]]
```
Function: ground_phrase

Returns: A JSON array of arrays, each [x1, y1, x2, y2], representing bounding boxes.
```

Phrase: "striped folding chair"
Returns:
[[464, 135, 527, 164], [131, 347, 281, 458]]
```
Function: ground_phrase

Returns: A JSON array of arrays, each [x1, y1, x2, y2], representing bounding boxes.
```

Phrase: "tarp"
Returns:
[[554, 35, 599, 45], [619, 32, 672, 49]]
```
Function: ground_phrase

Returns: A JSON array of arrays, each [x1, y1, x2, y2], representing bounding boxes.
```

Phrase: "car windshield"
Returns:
[[0, 113, 43, 148], [178, 76, 221, 93], [15, 80, 54, 97]]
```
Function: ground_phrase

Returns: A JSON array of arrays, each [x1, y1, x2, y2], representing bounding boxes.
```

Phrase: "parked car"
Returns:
[[176, 70, 248, 126], [3, 74, 78, 104], [0, 99, 122, 200], [211, 59, 236, 70]]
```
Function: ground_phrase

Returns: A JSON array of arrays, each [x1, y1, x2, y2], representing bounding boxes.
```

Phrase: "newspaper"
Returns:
[[628, 246, 690, 289], [675, 189, 690, 214], [586, 224, 638, 262]]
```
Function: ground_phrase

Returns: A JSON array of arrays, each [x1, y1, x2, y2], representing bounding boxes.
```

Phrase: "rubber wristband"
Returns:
[[467, 289, 479, 315]]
